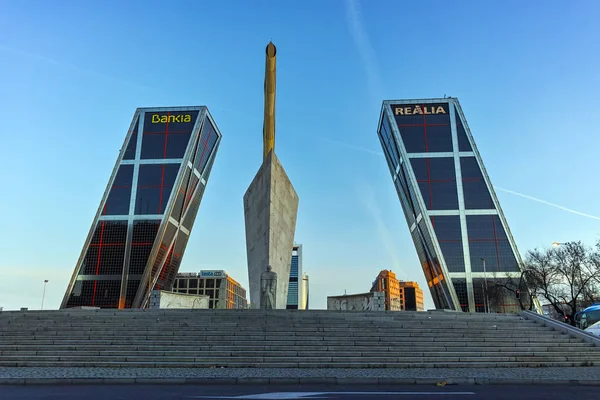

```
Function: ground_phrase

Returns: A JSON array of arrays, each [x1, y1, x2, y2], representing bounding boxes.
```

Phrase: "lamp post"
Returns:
[[481, 258, 490, 313], [41, 280, 49, 310]]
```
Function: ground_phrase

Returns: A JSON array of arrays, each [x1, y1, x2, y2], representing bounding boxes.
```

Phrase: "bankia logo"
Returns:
[[151, 113, 193, 123]]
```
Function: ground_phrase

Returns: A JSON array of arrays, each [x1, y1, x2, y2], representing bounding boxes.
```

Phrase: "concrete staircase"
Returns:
[[0, 309, 598, 368]]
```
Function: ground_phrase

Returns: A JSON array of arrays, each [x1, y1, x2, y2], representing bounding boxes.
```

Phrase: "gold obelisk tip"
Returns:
[[262, 41, 276, 159], [266, 42, 276, 57]]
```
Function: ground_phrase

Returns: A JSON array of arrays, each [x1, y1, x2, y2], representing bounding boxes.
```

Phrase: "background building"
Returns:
[[172, 270, 247, 309], [377, 98, 539, 313], [61, 107, 221, 309], [286, 244, 304, 309], [400, 281, 425, 311], [371, 269, 424, 311], [371, 270, 402, 310]]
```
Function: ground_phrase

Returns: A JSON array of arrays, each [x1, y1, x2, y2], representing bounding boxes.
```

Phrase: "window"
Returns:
[[411, 158, 458, 210], [461, 157, 494, 209], [431, 216, 464, 273], [123, 119, 139, 160], [455, 110, 472, 152], [103, 165, 134, 215], [393, 103, 452, 153], [467, 215, 519, 272], [135, 164, 181, 215], [141, 111, 199, 159]]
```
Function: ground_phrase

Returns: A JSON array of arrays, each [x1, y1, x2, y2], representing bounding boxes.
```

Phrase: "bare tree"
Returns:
[[489, 271, 535, 312], [522, 241, 600, 326]]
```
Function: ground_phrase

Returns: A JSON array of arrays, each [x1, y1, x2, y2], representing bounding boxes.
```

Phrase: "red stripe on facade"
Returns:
[[143, 129, 190, 135], [157, 112, 170, 214], [89, 242, 154, 247], [425, 158, 433, 209], [158, 164, 165, 214], [163, 112, 170, 158], [422, 105, 429, 153], [91, 221, 106, 306], [197, 125, 211, 170], [397, 123, 448, 127]]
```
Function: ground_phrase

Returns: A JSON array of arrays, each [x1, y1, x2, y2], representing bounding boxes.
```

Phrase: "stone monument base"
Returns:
[[244, 150, 298, 309]]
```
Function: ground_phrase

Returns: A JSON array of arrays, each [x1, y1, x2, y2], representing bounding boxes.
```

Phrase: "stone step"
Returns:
[[0, 344, 593, 352], [0, 323, 546, 329], [0, 320, 547, 326], [2, 340, 584, 349], [0, 360, 595, 369], [0, 354, 596, 363], [0, 349, 593, 358], [0, 331, 561, 339], [0, 329, 553, 337], [0, 309, 595, 369], [0, 320, 544, 325], [2, 338, 587, 347]]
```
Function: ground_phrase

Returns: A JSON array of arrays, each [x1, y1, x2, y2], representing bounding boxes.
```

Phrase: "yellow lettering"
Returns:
[[413, 105, 423, 115], [424, 107, 431, 115], [151, 113, 193, 123], [395, 107, 404, 115], [436, 106, 446, 114], [404, 107, 412, 115]]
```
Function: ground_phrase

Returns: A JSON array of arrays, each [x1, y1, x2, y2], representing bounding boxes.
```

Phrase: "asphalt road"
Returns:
[[0, 384, 596, 400]]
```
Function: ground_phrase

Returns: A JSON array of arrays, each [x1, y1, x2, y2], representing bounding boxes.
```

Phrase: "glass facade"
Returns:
[[61, 107, 222, 309], [377, 98, 532, 313], [286, 244, 304, 309]]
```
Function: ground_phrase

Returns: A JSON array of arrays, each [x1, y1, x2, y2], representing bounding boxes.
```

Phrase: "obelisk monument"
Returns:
[[244, 42, 299, 309]]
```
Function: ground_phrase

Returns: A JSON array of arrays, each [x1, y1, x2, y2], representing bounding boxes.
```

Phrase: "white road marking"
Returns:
[[192, 391, 476, 399]]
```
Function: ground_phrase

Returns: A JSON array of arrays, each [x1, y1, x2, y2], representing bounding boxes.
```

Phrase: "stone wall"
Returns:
[[327, 292, 385, 311], [149, 290, 210, 309]]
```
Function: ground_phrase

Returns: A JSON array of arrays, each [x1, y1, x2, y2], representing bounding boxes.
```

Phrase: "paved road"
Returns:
[[0, 384, 595, 400]]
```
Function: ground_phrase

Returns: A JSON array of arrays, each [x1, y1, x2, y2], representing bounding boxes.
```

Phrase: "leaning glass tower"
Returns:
[[377, 98, 538, 313], [61, 107, 221, 309]]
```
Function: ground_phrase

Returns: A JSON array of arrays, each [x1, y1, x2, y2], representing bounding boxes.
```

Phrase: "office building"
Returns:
[[286, 244, 304, 309], [61, 107, 222, 309], [172, 270, 248, 309], [400, 281, 425, 311], [371, 270, 402, 311], [371, 269, 424, 311], [377, 98, 539, 313]]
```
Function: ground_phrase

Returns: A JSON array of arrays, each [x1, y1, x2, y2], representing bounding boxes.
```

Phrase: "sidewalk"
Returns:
[[1, 367, 599, 386]]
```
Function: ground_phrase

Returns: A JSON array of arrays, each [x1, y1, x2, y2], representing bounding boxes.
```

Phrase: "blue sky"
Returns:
[[1, 1, 599, 311]]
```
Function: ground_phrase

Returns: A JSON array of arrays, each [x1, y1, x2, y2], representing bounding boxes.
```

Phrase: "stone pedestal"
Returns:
[[244, 151, 298, 309]]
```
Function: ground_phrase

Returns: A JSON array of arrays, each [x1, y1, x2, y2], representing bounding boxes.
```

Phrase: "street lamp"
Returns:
[[481, 258, 490, 313], [41, 280, 49, 310]]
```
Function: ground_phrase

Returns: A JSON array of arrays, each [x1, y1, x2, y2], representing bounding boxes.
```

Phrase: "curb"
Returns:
[[0, 377, 599, 386]]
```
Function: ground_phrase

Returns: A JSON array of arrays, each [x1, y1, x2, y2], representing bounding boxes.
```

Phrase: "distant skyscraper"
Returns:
[[286, 244, 303, 309], [301, 273, 309, 310], [61, 107, 222, 309], [377, 98, 539, 313]]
